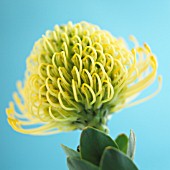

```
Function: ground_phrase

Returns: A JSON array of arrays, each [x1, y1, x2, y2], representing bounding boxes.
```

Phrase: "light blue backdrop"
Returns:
[[0, 0, 170, 169]]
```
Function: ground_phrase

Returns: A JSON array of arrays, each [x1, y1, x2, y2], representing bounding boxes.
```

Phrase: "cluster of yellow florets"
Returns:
[[6, 21, 161, 135]]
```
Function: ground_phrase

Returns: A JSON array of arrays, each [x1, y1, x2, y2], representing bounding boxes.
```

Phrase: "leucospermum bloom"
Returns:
[[6, 21, 161, 135]]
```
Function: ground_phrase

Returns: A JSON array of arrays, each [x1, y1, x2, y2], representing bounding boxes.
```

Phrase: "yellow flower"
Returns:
[[6, 21, 161, 135]]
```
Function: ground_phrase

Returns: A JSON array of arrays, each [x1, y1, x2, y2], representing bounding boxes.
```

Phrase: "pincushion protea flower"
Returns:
[[6, 21, 161, 135]]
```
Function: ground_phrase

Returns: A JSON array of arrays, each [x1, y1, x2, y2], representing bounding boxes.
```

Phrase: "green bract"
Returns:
[[62, 127, 138, 170]]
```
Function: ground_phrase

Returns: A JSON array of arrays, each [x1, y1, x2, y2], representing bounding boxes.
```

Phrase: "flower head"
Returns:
[[6, 21, 161, 135]]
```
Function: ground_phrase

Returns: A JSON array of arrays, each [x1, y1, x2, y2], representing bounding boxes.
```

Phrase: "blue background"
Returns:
[[0, 0, 170, 169]]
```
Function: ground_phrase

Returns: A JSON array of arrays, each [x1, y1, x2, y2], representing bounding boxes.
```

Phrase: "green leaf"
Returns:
[[115, 133, 128, 154], [100, 147, 138, 170], [80, 127, 118, 166], [127, 130, 136, 160], [61, 144, 80, 158], [67, 157, 99, 170]]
